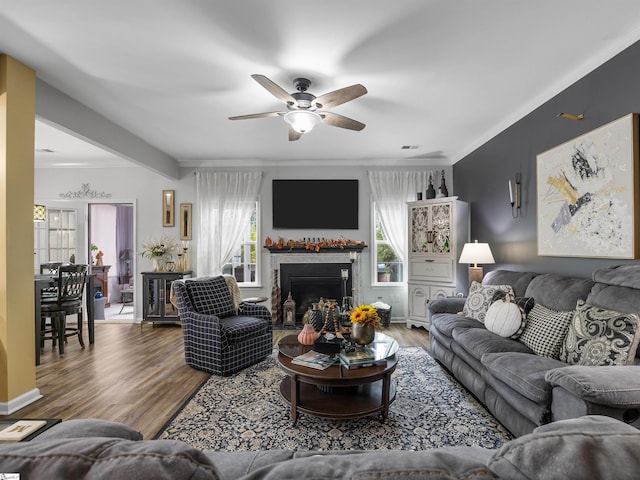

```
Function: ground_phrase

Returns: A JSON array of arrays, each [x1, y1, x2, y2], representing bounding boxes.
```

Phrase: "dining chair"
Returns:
[[40, 264, 88, 355]]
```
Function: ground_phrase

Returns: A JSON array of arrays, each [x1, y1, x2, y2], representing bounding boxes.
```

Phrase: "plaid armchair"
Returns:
[[172, 276, 272, 376]]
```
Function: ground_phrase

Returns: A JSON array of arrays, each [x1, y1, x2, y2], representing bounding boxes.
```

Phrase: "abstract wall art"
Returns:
[[537, 113, 640, 258]]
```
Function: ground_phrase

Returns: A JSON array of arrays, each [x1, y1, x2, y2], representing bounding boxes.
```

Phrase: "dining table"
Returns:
[[34, 273, 95, 365]]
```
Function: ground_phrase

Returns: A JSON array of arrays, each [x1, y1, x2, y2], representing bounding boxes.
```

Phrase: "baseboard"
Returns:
[[0, 388, 42, 415]]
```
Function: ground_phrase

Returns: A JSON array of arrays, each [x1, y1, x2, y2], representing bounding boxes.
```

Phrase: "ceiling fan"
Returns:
[[229, 74, 367, 141]]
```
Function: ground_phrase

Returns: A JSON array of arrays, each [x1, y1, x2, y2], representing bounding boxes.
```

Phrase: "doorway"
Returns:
[[88, 203, 134, 321]]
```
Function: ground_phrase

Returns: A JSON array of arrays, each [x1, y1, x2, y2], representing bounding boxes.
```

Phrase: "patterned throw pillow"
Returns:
[[560, 300, 640, 366], [519, 304, 574, 359], [462, 281, 514, 323], [185, 276, 235, 318]]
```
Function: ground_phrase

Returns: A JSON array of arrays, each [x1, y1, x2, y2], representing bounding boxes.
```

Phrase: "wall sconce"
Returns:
[[162, 190, 175, 227], [459, 240, 495, 288], [33, 204, 46, 222], [508, 173, 521, 217]]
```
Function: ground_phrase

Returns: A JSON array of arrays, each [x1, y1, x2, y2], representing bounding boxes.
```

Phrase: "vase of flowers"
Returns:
[[141, 235, 177, 272], [350, 304, 381, 345]]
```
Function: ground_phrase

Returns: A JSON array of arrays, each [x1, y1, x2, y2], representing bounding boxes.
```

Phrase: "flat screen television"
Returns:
[[272, 179, 358, 229]]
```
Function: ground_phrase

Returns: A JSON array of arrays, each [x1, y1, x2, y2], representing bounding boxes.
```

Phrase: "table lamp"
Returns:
[[458, 240, 495, 288]]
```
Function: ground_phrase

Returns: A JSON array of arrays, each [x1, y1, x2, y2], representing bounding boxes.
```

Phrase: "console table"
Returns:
[[141, 271, 192, 325]]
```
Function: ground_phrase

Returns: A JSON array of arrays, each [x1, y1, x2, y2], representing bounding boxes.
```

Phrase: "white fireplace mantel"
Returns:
[[269, 251, 362, 304]]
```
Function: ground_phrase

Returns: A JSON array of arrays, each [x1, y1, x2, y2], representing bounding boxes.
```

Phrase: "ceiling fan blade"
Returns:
[[320, 112, 366, 131], [228, 111, 282, 120], [251, 74, 297, 106], [313, 84, 367, 109], [288, 127, 302, 141]]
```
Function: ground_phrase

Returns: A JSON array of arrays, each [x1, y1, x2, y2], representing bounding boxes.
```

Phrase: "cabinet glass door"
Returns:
[[431, 203, 451, 254], [410, 205, 432, 254]]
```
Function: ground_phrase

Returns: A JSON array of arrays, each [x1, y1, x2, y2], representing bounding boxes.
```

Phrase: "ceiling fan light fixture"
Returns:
[[284, 110, 321, 133]]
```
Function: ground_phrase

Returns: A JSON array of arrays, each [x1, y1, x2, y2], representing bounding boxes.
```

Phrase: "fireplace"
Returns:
[[280, 263, 353, 325]]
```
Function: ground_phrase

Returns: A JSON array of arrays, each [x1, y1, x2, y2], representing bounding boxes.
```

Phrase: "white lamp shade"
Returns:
[[283, 110, 321, 133], [459, 241, 495, 265]]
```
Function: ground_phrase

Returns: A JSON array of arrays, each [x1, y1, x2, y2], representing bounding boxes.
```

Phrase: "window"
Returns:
[[48, 208, 78, 263], [221, 202, 259, 286], [373, 209, 403, 284], [34, 207, 78, 271]]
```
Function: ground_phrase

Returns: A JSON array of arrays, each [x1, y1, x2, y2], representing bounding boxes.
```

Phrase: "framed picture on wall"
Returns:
[[162, 190, 175, 227], [536, 113, 640, 258], [180, 203, 192, 240]]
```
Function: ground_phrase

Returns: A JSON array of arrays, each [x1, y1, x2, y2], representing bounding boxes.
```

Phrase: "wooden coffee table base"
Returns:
[[279, 372, 396, 424]]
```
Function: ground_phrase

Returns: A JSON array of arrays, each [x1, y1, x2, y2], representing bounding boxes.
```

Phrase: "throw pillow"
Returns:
[[485, 296, 524, 338], [560, 300, 640, 366], [462, 281, 514, 323], [488, 292, 535, 338], [185, 276, 235, 318], [519, 304, 574, 359]]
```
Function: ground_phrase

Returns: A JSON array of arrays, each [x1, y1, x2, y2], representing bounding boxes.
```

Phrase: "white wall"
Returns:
[[36, 163, 454, 322]]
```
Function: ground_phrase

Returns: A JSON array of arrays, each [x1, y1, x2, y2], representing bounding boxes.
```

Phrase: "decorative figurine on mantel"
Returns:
[[438, 170, 449, 197], [95, 250, 104, 266]]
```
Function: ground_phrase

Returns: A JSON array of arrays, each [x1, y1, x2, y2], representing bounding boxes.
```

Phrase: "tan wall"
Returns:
[[0, 54, 37, 406]]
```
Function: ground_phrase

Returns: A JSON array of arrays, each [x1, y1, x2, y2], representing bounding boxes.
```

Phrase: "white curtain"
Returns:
[[196, 171, 262, 276], [368, 171, 430, 280]]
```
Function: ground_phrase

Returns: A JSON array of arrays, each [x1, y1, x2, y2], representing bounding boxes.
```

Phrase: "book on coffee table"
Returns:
[[0, 420, 48, 442], [291, 350, 337, 370], [338, 346, 381, 368]]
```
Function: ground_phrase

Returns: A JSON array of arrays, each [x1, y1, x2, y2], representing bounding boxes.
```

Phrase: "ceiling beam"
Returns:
[[35, 79, 179, 179]]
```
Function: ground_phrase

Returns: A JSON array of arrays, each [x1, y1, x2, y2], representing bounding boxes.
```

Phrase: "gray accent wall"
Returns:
[[454, 38, 640, 279]]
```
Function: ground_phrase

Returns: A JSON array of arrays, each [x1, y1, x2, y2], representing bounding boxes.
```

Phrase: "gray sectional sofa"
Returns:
[[429, 265, 640, 438], [0, 416, 639, 479]]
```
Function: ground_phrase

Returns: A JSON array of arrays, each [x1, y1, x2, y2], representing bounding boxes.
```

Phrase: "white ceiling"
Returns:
[[2, 1, 640, 170]]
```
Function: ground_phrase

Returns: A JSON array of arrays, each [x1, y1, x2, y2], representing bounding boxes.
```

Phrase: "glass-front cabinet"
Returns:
[[142, 271, 192, 324], [407, 197, 468, 330]]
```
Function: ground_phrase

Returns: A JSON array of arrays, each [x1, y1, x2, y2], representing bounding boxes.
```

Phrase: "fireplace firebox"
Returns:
[[280, 263, 352, 325]]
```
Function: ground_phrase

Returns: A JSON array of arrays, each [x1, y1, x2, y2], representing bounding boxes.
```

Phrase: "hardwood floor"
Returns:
[[2, 323, 430, 439]]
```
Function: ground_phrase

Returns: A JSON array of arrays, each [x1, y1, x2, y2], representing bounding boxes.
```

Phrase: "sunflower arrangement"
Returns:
[[350, 304, 381, 328]]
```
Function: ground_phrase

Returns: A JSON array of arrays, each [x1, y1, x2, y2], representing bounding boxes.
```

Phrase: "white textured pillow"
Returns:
[[462, 281, 515, 323], [485, 297, 523, 338]]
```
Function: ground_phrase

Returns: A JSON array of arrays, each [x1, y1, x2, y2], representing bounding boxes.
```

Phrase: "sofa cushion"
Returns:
[[482, 270, 540, 297], [430, 313, 486, 338], [220, 316, 270, 344], [560, 300, 640, 366], [34, 419, 142, 442], [523, 273, 594, 312], [206, 449, 497, 480], [0, 437, 220, 479], [518, 304, 573, 359], [186, 276, 235, 318], [546, 365, 640, 406], [481, 352, 566, 404], [452, 327, 533, 363], [488, 416, 640, 480], [463, 281, 514, 323]]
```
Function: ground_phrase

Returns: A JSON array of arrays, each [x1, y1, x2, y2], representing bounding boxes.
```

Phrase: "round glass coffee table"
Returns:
[[277, 331, 399, 424]]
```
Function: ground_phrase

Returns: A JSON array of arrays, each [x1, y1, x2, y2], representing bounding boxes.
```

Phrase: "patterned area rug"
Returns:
[[156, 347, 513, 451]]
